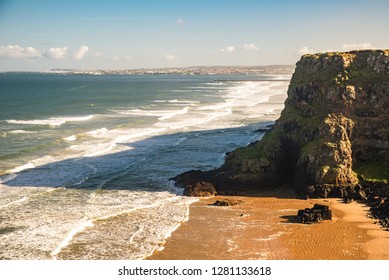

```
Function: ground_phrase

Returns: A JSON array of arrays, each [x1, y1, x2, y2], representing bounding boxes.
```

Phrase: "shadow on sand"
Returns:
[[280, 215, 301, 224]]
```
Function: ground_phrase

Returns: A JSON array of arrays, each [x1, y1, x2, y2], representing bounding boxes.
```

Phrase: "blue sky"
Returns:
[[0, 0, 388, 71]]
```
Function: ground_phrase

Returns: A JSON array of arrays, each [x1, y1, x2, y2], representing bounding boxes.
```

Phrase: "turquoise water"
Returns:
[[0, 73, 289, 259]]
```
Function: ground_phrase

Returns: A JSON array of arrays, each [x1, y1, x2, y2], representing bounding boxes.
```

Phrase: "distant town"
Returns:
[[46, 65, 295, 76]]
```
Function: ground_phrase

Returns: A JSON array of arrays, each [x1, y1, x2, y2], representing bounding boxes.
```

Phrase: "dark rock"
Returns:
[[255, 128, 271, 133], [362, 182, 389, 230], [171, 170, 211, 188], [254, 124, 274, 133], [297, 204, 332, 224], [212, 199, 244, 206], [183, 181, 216, 197]]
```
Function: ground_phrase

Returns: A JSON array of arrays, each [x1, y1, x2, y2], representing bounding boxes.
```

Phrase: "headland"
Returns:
[[156, 50, 389, 259]]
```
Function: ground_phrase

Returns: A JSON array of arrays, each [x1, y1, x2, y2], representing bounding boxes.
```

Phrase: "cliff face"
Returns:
[[176, 50, 389, 197]]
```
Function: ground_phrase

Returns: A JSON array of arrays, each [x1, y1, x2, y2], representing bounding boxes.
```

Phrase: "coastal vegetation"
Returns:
[[355, 161, 389, 184]]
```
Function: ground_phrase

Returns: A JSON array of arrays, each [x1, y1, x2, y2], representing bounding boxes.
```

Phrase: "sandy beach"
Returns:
[[148, 187, 389, 260]]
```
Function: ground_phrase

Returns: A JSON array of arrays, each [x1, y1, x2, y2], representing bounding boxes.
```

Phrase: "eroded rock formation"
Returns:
[[175, 50, 389, 197]]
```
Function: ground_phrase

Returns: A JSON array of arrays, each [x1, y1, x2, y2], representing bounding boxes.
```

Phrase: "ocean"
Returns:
[[0, 73, 290, 259]]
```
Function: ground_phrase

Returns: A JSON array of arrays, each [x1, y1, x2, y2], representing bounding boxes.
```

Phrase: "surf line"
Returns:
[[51, 217, 94, 259], [50, 197, 183, 259], [0, 196, 28, 209], [129, 225, 144, 244]]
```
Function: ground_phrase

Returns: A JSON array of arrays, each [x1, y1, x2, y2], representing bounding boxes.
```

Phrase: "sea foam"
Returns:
[[6, 115, 94, 127]]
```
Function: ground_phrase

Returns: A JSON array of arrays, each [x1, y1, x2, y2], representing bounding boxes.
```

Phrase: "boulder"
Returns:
[[212, 199, 243, 206], [183, 181, 216, 197]]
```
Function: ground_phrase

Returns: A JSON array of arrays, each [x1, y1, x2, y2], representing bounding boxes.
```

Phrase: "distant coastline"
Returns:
[[1, 65, 295, 76], [214, 79, 291, 82]]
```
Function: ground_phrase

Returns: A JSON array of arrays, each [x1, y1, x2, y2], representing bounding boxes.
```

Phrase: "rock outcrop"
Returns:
[[175, 50, 389, 197], [183, 181, 217, 197], [212, 199, 244, 207]]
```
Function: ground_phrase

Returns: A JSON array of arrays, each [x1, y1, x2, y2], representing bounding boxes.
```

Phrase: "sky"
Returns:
[[0, 0, 388, 71]]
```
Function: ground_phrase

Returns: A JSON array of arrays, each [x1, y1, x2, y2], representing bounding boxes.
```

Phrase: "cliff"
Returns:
[[175, 49, 389, 198]]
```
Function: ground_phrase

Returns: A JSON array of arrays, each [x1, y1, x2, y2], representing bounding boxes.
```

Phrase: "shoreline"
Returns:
[[147, 187, 389, 260]]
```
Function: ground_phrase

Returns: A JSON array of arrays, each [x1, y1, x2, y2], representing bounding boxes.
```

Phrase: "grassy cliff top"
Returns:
[[291, 49, 389, 87], [302, 49, 389, 59]]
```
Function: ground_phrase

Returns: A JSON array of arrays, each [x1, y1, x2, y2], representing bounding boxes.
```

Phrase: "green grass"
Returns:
[[354, 161, 389, 184]]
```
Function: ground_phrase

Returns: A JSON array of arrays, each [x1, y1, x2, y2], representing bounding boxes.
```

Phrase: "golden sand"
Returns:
[[148, 187, 389, 260]]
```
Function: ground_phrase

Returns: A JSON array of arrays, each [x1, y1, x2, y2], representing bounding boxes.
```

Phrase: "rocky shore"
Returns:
[[173, 49, 389, 230]]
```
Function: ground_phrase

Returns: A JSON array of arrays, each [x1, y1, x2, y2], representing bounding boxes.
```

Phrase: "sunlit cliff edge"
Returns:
[[175, 49, 389, 201]]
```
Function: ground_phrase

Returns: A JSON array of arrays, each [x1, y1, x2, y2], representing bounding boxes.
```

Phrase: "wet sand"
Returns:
[[148, 187, 389, 260]]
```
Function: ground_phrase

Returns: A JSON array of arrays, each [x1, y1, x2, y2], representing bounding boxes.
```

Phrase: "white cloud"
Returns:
[[44, 47, 68, 59], [220, 46, 235, 53], [243, 43, 259, 51], [165, 54, 176, 61], [176, 18, 185, 26], [0, 45, 42, 59], [0, 44, 94, 61], [342, 42, 376, 51], [74, 45, 89, 60], [297, 46, 316, 55]]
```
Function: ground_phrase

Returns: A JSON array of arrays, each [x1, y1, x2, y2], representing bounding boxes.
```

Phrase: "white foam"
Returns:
[[112, 127, 167, 143], [63, 135, 77, 141], [9, 130, 33, 134], [51, 198, 175, 259], [114, 109, 166, 117], [192, 80, 287, 127], [156, 107, 233, 131], [86, 127, 108, 136], [181, 199, 197, 223], [25, 191, 176, 259], [158, 106, 189, 121], [0, 173, 17, 183], [82, 142, 117, 157], [6, 115, 94, 127], [0, 196, 28, 209], [115, 106, 192, 121], [51, 217, 94, 258], [30, 155, 55, 166], [129, 225, 143, 244], [7, 119, 65, 126], [165, 99, 199, 104], [143, 197, 198, 257], [172, 137, 187, 146], [7, 163, 35, 173]]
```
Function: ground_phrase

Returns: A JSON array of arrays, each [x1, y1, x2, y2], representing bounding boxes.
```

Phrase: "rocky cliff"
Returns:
[[175, 50, 389, 198]]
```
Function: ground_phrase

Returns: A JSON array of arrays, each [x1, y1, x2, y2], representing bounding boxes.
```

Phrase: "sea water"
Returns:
[[0, 73, 290, 259]]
